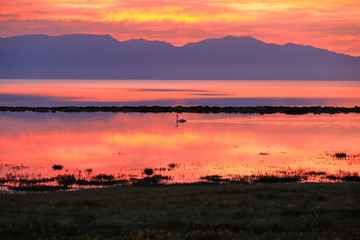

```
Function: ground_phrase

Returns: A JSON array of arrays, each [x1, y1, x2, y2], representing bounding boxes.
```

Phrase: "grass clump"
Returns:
[[131, 175, 171, 186], [305, 171, 326, 176], [334, 152, 347, 158], [52, 164, 64, 170], [168, 163, 178, 169], [326, 175, 341, 181], [57, 174, 76, 186], [342, 174, 360, 182], [200, 175, 230, 183], [253, 175, 302, 183], [144, 168, 154, 176], [76, 179, 128, 186], [92, 174, 115, 181]]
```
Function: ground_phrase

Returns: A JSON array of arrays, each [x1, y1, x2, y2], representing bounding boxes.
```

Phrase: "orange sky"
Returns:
[[0, 0, 359, 56]]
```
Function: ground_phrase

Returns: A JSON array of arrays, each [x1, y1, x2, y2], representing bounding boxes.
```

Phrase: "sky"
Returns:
[[0, 0, 359, 56]]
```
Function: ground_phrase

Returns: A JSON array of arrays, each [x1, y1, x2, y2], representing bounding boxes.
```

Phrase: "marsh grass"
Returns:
[[342, 174, 360, 182], [305, 171, 327, 176], [0, 172, 172, 191], [326, 173, 360, 182], [252, 175, 302, 183], [200, 175, 229, 183], [76, 179, 128, 186], [57, 174, 76, 186], [2, 171, 360, 192], [131, 175, 171, 186], [92, 174, 115, 181], [326, 175, 341, 181], [0, 183, 359, 240], [201, 174, 305, 184]]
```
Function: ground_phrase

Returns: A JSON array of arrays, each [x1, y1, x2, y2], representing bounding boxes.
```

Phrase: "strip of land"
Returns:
[[0, 106, 359, 114], [0, 183, 359, 240]]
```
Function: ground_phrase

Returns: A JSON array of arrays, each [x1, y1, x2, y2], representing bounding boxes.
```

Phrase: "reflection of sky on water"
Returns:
[[0, 111, 115, 121], [1, 80, 359, 186], [1, 80, 359, 107], [0, 93, 348, 107], [135, 88, 206, 92], [1, 112, 359, 183], [175, 97, 330, 106]]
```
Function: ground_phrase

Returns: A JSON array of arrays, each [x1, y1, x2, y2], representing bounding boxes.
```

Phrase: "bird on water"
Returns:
[[176, 115, 186, 123], [176, 115, 186, 127]]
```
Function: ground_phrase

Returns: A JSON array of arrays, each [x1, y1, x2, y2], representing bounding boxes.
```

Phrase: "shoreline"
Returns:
[[1, 105, 360, 114]]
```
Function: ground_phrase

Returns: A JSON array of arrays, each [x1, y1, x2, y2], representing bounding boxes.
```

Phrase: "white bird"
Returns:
[[176, 115, 186, 127]]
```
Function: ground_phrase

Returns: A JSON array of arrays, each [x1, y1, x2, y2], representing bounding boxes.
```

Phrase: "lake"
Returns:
[[1, 80, 360, 107], [0, 80, 359, 189]]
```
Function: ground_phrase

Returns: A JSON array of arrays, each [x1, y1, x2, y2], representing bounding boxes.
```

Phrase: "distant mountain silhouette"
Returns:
[[0, 34, 359, 80]]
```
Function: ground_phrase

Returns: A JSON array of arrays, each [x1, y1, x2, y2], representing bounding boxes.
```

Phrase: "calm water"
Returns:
[[0, 80, 360, 107], [0, 80, 359, 188], [1, 112, 359, 185]]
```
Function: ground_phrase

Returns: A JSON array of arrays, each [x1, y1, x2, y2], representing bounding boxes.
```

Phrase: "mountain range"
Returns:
[[0, 34, 359, 80]]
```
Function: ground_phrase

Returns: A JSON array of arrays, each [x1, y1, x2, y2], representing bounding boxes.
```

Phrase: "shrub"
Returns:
[[52, 164, 64, 170]]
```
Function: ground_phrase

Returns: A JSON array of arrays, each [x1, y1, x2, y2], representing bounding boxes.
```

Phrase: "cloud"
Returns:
[[0, 0, 359, 56]]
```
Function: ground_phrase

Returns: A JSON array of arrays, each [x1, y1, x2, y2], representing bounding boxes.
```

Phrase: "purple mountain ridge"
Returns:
[[0, 34, 359, 80]]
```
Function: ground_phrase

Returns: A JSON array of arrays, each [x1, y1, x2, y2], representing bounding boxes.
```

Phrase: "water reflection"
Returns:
[[0, 112, 359, 188], [1, 80, 359, 107]]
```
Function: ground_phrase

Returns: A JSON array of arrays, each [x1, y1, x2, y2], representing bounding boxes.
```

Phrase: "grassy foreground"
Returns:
[[0, 183, 359, 240]]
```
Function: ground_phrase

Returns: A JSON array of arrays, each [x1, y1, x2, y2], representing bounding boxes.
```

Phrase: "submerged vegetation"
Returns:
[[334, 152, 348, 158], [0, 183, 359, 240], [0, 105, 360, 114]]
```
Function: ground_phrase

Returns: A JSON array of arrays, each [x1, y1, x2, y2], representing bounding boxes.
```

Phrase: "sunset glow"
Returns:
[[1, 80, 360, 107], [1, 112, 359, 183], [1, 0, 359, 56]]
